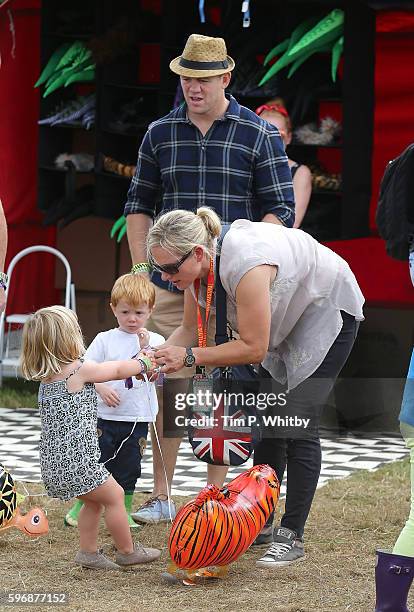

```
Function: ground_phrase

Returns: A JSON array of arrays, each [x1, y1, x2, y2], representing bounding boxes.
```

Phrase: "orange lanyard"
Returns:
[[194, 258, 214, 348]]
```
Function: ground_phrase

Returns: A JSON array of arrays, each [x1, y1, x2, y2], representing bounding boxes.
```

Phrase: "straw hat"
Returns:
[[170, 34, 235, 78]]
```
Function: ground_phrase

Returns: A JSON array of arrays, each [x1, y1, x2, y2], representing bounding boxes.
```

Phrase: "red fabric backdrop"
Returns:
[[369, 22, 414, 232], [324, 11, 414, 307], [0, 0, 58, 316]]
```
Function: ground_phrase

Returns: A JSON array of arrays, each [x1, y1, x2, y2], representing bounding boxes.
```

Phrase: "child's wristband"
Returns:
[[136, 355, 152, 374], [131, 262, 152, 274]]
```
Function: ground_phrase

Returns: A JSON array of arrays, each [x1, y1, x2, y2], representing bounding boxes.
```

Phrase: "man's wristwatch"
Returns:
[[183, 348, 196, 367]]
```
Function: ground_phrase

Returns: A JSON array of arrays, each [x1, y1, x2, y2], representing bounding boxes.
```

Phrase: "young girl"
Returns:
[[20, 305, 161, 570], [255, 98, 312, 228]]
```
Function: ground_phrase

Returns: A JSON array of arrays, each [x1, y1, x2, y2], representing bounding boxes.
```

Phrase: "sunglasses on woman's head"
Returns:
[[151, 249, 193, 275]]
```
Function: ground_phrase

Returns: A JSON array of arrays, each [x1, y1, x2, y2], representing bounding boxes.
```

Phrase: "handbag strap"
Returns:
[[215, 224, 231, 346]]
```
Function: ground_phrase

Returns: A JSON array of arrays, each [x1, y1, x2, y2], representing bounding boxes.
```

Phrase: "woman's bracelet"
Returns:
[[131, 262, 152, 275]]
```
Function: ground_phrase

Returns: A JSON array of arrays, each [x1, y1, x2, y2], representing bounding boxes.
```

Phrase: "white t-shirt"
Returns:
[[84, 328, 165, 422], [217, 220, 365, 390]]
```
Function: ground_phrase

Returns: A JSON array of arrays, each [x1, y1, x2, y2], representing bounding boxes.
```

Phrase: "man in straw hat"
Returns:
[[124, 33, 295, 525]]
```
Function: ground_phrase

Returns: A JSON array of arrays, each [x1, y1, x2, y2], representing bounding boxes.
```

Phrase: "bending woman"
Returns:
[[149, 207, 364, 569]]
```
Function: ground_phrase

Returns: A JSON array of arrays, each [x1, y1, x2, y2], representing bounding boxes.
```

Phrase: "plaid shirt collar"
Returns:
[[174, 94, 241, 124]]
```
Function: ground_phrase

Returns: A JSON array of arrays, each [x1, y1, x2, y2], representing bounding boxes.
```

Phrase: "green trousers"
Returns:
[[393, 422, 414, 557]]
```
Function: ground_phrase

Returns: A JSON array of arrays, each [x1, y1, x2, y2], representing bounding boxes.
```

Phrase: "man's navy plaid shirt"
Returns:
[[124, 95, 294, 225], [124, 94, 295, 291]]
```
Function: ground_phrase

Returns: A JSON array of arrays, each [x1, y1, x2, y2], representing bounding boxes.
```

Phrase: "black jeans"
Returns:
[[254, 311, 359, 539]]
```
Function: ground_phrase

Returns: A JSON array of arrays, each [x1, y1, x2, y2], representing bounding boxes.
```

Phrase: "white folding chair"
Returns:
[[0, 245, 76, 385]]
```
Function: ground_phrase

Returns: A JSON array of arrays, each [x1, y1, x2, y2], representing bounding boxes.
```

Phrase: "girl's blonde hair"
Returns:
[[20, 305, 85, 381], [147, 207, 222, 261]]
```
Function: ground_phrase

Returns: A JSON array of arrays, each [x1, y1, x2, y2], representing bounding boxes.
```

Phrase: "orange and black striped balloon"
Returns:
[[168, 464, 280, 570]]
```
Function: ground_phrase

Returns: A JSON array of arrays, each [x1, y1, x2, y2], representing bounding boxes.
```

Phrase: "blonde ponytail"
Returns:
[[147, 207, 222, 260], [196, 207, 222, 240]]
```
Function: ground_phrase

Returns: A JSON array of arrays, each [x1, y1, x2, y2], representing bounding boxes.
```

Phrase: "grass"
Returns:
[[0, 377, 38, 409], [1, 459, 413, 612]]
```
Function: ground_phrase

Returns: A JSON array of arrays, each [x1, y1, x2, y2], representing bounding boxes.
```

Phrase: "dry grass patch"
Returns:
[[1, 459, 413, 612]]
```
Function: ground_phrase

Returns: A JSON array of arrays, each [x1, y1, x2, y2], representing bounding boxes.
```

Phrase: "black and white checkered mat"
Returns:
[[0, 408, 409, 497]]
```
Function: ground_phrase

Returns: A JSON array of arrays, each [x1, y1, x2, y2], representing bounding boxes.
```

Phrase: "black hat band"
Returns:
[[179, 58, 229, 70]]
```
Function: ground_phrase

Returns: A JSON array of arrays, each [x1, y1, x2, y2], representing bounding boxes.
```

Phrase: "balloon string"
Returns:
[[101, 371, 173, 523], [149, 397, 174, 522]]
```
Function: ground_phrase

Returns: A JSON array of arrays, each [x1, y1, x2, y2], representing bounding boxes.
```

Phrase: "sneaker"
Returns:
[[75, 548, 120, 571], [131, 495, 176, 524], [115, 542, 161, 566], [251, 512, 274, 546], [256, 527, 305, 568]]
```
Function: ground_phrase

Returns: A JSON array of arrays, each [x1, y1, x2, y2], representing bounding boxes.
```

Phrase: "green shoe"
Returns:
[[127, 513, 142, 529], [124, 492, 141, 529], [64, 500, 83, 527]]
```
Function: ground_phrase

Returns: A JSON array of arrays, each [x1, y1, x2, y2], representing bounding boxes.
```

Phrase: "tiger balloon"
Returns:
[[168, 464, 279, 579]]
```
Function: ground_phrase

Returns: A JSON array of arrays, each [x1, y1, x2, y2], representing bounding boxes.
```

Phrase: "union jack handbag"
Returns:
[[188, 226, 262, 466]]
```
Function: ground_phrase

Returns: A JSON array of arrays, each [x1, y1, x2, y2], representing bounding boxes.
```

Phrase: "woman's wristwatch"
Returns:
[[183, 348, 196, 367]]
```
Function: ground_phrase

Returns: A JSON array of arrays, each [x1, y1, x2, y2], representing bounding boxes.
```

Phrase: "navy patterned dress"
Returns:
[[38, 363, 109, 501]]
